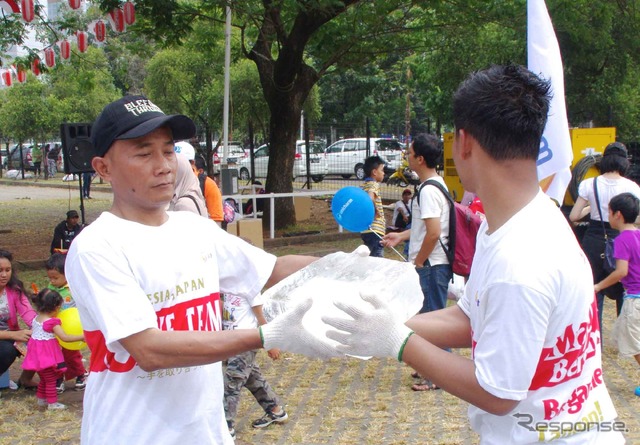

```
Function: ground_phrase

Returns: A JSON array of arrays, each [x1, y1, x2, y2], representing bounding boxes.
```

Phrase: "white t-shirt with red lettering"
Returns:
[[66, 211, 276, 445], [458, 191, 624, 444]]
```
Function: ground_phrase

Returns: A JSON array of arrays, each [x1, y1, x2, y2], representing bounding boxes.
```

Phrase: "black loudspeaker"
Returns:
[[61, 123, 95, 174]]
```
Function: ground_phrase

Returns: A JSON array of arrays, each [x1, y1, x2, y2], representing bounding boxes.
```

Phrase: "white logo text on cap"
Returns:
[[124, 99, 163, 116]]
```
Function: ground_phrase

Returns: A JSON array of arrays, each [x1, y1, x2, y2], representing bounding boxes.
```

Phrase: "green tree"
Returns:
[[98, 0, 431, 228], [0, 74, 49, 174], [46, 46, 120, 123]]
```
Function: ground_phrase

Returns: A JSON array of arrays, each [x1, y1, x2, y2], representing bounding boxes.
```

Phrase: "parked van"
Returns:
[[324, 137, 403, 179]]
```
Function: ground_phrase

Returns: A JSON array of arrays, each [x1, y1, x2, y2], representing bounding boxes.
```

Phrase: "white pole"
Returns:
[[300, 110, 304, 140], [222, 5, 232, 165]]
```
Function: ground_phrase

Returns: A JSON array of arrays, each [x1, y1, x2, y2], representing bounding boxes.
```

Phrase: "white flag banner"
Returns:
[[528, 0, 573, 204]]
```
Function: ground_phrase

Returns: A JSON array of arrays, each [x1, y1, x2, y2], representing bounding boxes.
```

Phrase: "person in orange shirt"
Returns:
[[195, 156, 224, 224], [174, 141, 223, 225]]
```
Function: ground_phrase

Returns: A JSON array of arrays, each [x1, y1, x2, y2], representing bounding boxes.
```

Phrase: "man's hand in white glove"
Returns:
[[259, 299, 341, 360], [323, 291, 414, 361]]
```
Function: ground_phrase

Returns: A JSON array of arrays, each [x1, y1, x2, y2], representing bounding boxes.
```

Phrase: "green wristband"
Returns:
[[397, 331, 414, 362], [258, 326, 265, 346]]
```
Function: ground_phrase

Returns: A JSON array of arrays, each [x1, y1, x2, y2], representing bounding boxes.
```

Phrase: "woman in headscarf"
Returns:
[[169, 152, 208, 218]]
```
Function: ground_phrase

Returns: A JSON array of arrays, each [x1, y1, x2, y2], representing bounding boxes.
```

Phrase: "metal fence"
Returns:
[[225, 136, 412, 207]]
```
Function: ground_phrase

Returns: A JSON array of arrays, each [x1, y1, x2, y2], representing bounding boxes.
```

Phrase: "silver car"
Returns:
[[238, 140, 328, 182], [323, 137, 402, 179], [210, 142, 248, 174]]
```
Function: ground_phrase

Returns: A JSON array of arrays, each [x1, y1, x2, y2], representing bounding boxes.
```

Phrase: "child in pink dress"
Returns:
[[21, 289, 84, 410]]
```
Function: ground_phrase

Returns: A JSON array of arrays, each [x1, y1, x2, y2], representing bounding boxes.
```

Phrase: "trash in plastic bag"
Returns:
[[262, 247, 423, 354]]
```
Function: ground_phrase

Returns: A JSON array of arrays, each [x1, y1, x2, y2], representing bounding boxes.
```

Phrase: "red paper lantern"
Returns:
[[108, 7, 125, 32], [31, 58, 40, 76], [1, 70, 12, 87], [44, 48, 55, 68], [1, 0, 20, 13], [68, 0, 81, 9], [17, 67, 26, 83], [59, 39, 71, 60], [94, 20, 106, 42], [123, 1, 135, 25], [20, 0, 34, 22], [76, 31, 88, 53]]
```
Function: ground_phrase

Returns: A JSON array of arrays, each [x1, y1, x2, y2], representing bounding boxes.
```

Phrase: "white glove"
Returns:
[[323, 291, 414, 361], [259, 299, 341, 359]]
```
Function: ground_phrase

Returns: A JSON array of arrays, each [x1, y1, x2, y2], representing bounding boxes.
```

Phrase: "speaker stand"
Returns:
[[78, 175, 86, 226]]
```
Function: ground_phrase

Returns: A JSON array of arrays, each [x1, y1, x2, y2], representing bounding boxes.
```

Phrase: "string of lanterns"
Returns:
[[0, 0, 136, 87]]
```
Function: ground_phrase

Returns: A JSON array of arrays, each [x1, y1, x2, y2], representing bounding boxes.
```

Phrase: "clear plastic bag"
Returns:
[[262, 249, 423, 352]]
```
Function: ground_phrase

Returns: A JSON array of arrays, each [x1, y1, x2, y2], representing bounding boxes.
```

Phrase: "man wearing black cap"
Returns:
[[50, 210, 83, 254], [65, 96, 337, 445]]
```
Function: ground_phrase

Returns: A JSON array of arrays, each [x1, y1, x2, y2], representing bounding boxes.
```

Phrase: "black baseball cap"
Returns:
[[91, 95, 196, 157]]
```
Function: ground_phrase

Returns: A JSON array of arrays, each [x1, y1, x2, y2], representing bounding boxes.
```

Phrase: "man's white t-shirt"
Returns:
[[458, 191, 623, 444], [408, 175, 450, 265], [66, 211, 276, 445], [391, 199, 410, 226]]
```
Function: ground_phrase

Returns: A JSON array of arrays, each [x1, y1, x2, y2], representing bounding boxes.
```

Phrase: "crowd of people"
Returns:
[[1, 65, 639, 445]]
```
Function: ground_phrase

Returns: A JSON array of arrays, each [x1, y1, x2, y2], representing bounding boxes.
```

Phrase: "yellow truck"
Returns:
[[442, 127, 617, 206]]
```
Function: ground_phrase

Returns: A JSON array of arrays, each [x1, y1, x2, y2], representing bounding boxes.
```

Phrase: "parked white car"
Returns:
[[238, 140, 328, 182], [323, 137, 404, 179], [211, 142, 247, 174]]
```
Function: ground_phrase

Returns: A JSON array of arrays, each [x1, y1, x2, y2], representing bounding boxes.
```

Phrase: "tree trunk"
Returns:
[[264, 96, 300, 229]]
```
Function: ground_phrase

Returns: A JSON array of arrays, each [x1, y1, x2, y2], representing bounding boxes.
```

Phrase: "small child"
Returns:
[[360, 155, 387, 257], [46, 253, 87, 393], [593, 192, 640, 395], [21, 288, 84, 410], [222, 293, 287, 439]]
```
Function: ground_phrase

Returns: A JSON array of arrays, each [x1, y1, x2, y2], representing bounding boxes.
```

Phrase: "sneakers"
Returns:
[[252, 408, 288, 429], [226, 421, 236, 439], [47, 402, 67, 410], [37, 397, 47, 407], [75, 375, 87, 391], [56, 379, 65, 394]]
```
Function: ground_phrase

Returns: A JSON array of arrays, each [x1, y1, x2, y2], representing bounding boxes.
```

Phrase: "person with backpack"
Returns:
[[323, 65, 623, 444], [382, 133, 451, 391]]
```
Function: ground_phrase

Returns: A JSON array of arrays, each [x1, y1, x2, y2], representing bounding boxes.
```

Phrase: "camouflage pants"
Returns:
[[223, 349, 282, 427]]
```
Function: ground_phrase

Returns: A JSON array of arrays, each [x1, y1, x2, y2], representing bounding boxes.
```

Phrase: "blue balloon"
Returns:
[[331, 186, 374, 232]]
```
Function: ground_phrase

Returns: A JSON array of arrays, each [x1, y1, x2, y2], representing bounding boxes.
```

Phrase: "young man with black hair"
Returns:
[[383, 133, 452, 391], [383, 135, 452, 313], [324, 65, 623, 443], [66, 95, 338, 444]]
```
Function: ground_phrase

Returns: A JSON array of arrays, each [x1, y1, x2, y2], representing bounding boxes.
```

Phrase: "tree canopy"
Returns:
[[2, 0, 640, 226]]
